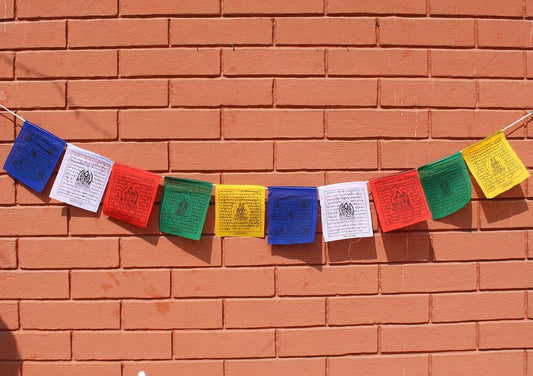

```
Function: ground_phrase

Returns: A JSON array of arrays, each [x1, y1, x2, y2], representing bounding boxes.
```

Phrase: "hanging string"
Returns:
[[0, 104, 26, 125], [502, 111, 533, 133]]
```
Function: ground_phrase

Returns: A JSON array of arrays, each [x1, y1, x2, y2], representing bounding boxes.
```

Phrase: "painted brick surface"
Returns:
[[0, 2, 531, 375]]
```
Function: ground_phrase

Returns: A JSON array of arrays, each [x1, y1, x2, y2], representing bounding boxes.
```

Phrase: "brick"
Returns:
[[224, 0, 324, 15], [431, 110, 525, 139], [276, 18, 376, 45], [480, 261, 533, 290], [527, 52, 533, 78], [278, 327, 377, 356], [480, 200, 533, 230], [478, 20, 533, 48], [174, 330, 275, 359], [223, 109, 323, 139], [120, 109, 219, 140], [0, 0, 13, 19], [17, 0, 117, 18], [380, 18, 474, 47], [381, 263, 476, 293], [327, 0, 426, 15], [79, 141, 168, 171], [224, 48, 324, 76], [23, 362, 122, 376], [529, 291, 533, 318], [0, 207, 67, 236], [479, 80, 533, 108], [511, 140, 533, 168], [0, 114, 15, 141], [69, 205, 160, 236], [0, 143, 13, 168], [0, 331, 70, 360], [329, 49, 427, 77], [0, 363, 19, 375], [225, 298, 325, 328], [123, 300, 222, 329], [0, 302, 18, 329], [226, 358, 325, 376], [123, 361, 223, 376], [277, 265, 378, 296], [0, 81, 66, 109], [406, 201, 477, 232], [224, 237, 324, 266], [327, 110, 428, 139], [431, 0, 522, 16], [276, 78, 377, 107], [0, 52, 13, 79], [171, 18, 272, 46], [329, 295, 429, 325], [120, 48, 219, 77], [276, 141, 377, 170], [170, 141, 273, 171], [432, 50, 523, 79], [329, 355, 428, 376], [432, 231, 526, 261], [71, 270, 170, 299], [171, 79, 272, 107], [0, 21, 65, 50], [122, 236, 221, 268], [223, 172, 325, 187], [20, 301, 120, 329], [17, 50, 117, 79], [381, 79, 476, 108], [479, 321, 533, 349], [328, 232, 431, 264], [380, 140, 468, 169], [18, 237, 119, 269], [172, 268, 274, 297], [18, 110, 117, 141], [68, 79, 168, 108], [432, 292, 524, 323], [121, 0, 219, 15], [433, 352, 523, 376], [69, 19, 168, 48], [0, 176, 15, 205], [382, 323, 476, 353], [73, 331, 171, 360]]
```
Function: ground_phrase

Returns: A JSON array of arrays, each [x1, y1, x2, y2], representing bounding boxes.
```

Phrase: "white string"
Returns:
[[0, 104, 26, 123], [502, 111, 533, 133]]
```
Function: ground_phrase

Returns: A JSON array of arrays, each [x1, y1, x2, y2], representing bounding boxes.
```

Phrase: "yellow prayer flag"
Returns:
[[462, 130, 529, 198], [215, 184, 265, 237]]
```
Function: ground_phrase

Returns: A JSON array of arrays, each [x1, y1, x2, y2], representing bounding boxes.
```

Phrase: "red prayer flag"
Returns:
[[370, 170, 431, 232], [102, 163, 161, 228]]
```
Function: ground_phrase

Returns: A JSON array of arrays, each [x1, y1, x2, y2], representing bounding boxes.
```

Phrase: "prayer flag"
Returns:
[[159, 177, 212, 240], [370, 170, 431, 232], [215, 185, 265, 237], [418, 152, 472, 220], [102, 163, 161, 228], [318, 182, 373, 242], [267, 186, 317, 245], [462, 130, 530, 198], [3, 120, 65, 193], [49, 144, 113, 213]]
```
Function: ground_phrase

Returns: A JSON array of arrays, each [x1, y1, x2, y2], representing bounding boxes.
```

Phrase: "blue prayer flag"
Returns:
[[3, 121, 66, 193], [267, 186, 318, 245]]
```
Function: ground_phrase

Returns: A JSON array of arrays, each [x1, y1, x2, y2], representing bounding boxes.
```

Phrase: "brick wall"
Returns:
[[0, 1, 532, 375]]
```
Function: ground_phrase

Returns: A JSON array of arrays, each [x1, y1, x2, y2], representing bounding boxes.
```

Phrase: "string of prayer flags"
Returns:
[[418, 152, 471, 220], [370, 170, 432, 232], [462, 130, 530, 199], [215, 185, 265, 237], [3, 121, 66, 193], [49, 144, 113, 213], [267, 186, 318, 245], [318, 182, 373, 242], [159, 177, 213, 240], [102, 163, 161, 228]]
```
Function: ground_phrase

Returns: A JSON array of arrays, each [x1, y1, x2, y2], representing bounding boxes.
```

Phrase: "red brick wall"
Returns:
[[0, 1, 532, 375]]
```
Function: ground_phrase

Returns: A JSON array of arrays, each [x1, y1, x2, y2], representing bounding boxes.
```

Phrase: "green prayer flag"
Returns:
[[418, 152, 472, 220], [159, 177, 213, 240]]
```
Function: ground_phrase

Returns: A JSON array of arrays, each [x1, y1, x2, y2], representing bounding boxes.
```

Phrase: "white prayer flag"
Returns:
[[318, 182, 373, 242], [50, 144, 113, 212]]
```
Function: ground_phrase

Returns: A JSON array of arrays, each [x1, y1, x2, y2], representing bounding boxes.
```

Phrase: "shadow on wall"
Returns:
[[0, 316, 20, 376]]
